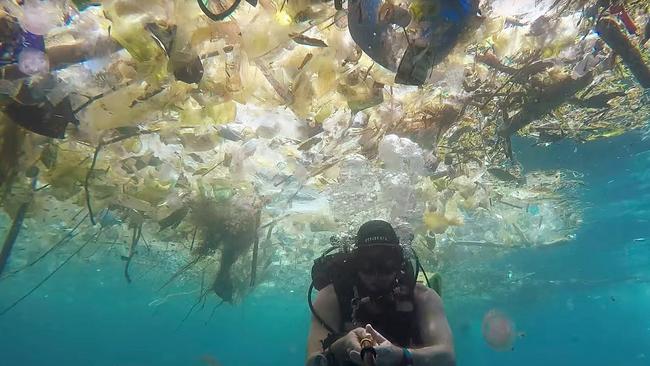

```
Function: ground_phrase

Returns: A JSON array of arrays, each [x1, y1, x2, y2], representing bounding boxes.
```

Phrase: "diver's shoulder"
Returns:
[[414, 283, 442, 304], [317, 284, 338, 303]]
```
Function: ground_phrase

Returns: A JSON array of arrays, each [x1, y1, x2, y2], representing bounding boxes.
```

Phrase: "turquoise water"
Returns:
[[1, 132, 650, 365]]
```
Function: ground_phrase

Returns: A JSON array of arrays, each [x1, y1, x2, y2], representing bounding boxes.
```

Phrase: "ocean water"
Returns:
[[1, 131, 649, 366]]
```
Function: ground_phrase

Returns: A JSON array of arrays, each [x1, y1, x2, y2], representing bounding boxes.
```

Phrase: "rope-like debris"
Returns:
[[85, 130, 158, 225], [0, 210, 88, 280], [122, 224, 142, 283], [0, 230, 100, 316]]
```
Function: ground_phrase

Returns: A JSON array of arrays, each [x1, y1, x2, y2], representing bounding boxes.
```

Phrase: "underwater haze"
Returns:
[[1, 132, 649, 366]]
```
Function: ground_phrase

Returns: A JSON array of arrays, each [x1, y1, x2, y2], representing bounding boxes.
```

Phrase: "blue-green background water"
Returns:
[[1, 133, 649, 366]]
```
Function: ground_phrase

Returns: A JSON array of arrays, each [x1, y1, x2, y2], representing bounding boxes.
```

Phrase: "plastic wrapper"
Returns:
[[19, 0, 64, 36]]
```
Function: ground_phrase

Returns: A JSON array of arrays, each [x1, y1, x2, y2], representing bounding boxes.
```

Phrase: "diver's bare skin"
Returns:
[[306, 283, 455, 366], [0, 37, 121, 80]]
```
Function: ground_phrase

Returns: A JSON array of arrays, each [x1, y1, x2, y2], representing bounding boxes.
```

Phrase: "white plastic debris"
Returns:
[[378, 134, 425, 176], [237, 104, 305, 141], [20, 0, 63, 35], [380, 172, 416, 218], [351, 111, 369, 128], [490, 0, 555, 22], [572, 54, 604, 79], [17, 48, 50, 75]]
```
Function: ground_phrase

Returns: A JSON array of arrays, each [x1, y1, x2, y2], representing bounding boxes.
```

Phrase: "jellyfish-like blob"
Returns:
[[482, 309, 516, 351]]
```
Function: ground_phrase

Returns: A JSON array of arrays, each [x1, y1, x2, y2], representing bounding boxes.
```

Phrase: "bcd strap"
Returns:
[[322, 332, 342, 351]]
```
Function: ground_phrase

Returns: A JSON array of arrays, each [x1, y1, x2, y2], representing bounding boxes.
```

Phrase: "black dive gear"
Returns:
[[308, 234, 436, 355], [4, 81, 79, 139], [196, 0, 258, 22]]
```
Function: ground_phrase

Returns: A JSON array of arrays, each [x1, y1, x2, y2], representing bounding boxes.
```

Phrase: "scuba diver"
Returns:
[[306, 220, 454, 366]]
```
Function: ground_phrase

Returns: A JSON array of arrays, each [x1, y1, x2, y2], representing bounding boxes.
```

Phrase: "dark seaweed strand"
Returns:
[[479, 54, 540, 110], [200, 269, 210, 310], [198, 157, 227, 177], [70, 206, 86, 222], [85, 142, 103, 225], [0, 179, 85, 280], [200, 265, 206, 297], [81, 227, 106, 260], [251, 222, 274, 287], [190, 226, 198, 251], [249, 211, 262, 287], [157, 256, 202, 291], [205, 300, 225, 325], [176, 287, 212, 331], [1, 211, 89, 279], [85, 130, 158, 225], [597, 17, 650, 88], [198, 260, 214, 310], [0, 168, 38, 275], [249, 237, 259, 287], [140, 231, 151, 252], [0, 202, 29, 276], [71, 80, 137, 115], [0, 230, 100, 316], [124, 224, 142, 283], [0, 123, 23, 204]]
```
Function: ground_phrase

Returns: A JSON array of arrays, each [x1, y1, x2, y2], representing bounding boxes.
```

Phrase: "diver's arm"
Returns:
[[305, 284, 340, 365], [409, 284, 456, 366], [0, 37, 121, 80], [407, 344, 456, 366]]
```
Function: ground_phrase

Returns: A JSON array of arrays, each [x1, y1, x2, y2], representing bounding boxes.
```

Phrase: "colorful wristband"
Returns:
[[400, 347, 414, 366]]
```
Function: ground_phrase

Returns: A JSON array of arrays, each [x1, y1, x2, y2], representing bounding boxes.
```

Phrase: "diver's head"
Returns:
[[354, 220, 403, 294]]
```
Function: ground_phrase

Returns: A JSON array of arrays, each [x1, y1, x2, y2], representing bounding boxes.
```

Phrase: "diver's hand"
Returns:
[[349, 324, 403, 366], [330, 327, 370, 362]]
